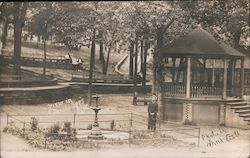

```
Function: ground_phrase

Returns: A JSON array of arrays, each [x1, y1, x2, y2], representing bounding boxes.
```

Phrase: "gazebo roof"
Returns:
[[162, 28, 245, 58]]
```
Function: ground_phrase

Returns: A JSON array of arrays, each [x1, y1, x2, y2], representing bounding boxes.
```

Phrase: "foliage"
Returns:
[[48, 122, 61, 135], [62, 121, 77, 137], [87, 124, 92, 130], [110, 120, 115, 131], [30, 117, 38, 131], [179, 0, 249, 50], [62, 121, 71, 134]]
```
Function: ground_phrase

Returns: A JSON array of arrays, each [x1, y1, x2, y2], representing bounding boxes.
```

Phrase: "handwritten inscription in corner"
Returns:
[[201, 128, 240, 148]]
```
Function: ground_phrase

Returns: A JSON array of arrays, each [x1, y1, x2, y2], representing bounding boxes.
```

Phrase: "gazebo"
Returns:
[[157, 28, 248, 128]]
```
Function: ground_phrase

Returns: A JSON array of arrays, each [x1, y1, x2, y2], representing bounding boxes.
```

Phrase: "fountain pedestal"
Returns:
[[88, 95, 104, 140]]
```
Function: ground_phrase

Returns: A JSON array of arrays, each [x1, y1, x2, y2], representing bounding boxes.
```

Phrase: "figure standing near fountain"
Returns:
[[148, 93, 158, 130]]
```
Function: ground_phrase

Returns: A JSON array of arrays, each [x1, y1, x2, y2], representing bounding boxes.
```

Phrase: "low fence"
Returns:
[[0, 79, 57, 88], [1, 55, 76, 70], [7, 113, 132, 131], [6, 113, 201, 149]]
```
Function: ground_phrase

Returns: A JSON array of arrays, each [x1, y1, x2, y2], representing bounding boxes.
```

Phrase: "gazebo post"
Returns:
[[202, 58, 206, 84], [211, 59, 215, 87], [186, 57, 191, 98], [223, 59, 228, 99], [230, 59, 235, 96], [172, 58, 176, 83], [183, 57, 192, 125], [231, 59, 235, 86], [240, 58, 244, 98]]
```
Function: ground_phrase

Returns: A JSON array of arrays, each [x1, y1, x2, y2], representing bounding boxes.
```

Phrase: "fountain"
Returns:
[[75, 94, 129, 142], [87, 94, 104, 140]]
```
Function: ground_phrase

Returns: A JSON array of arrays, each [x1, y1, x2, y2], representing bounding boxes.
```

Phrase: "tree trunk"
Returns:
[[43, 40, 46, 79], [13, 3, 22, 79], [1, 18, 8, 48], [50, 34, 53, 44], [232, 29, 241, 49], [100, 41, 105, 73], [140, 39, 144, 74], [88, 29, 96, 106], [133, 36, 138, 105], [114, 42, 117, 52], [98, 31, 106, 74], [104, 43, 112, 75], [13, 2, 28, 79], [98, 31, 103, 60], [37, 35, 40, 42], [30, 33, 33, 41], [129, 41, 134, 79], [142, 38, 148, 94], [153, 27, 164, 93]]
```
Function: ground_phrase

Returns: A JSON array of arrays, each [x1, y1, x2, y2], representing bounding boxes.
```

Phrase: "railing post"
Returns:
[[7, 114, 8, 126], [73, 114, 76, 128], [158, 116, 161, 130], [129, 112, 133, 148], [23, 122, 26, 136], [45, 134, 47, 149], [198, 127, 200, 147], [130, 113, 133, 129], [129, 129, 131, 148]]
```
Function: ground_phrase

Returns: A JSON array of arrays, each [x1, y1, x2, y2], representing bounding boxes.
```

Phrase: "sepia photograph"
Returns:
[[0, 1, 249, 158]]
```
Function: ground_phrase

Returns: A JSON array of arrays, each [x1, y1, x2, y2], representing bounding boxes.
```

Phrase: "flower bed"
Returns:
[[3, 122, 78, 151], [3, 121, 196, 151], [130, 130, 196, 148]]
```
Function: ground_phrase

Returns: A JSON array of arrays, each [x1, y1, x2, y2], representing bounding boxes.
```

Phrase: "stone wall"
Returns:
[[161, 97, 247, 128]]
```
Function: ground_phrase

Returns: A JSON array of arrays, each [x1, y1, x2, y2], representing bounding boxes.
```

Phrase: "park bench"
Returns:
[[71, 72, 136, 84], [135, 94, 151, 105]]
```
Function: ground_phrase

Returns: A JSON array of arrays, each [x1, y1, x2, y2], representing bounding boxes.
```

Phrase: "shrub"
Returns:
[[3, 126, 8, 132], [72, 128, 77, 137], [48, 122, 61, 137], [110, 120, 116, 131], [30, 117, 38, 131], [62, 121, 72, 135], [87, 124, 92, 130]]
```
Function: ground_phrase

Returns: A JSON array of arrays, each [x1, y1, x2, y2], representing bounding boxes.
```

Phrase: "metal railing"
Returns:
[[6, 113, 201, 149]]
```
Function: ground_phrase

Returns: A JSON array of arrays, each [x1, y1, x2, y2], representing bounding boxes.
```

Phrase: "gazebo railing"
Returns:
[[162, 83, 223, 98], [162, 83, 186, 97], [190, 85, 222, 98]]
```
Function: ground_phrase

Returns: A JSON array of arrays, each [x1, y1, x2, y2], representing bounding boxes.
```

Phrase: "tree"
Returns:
[[28, 2, 54, 78], [0, 3, 14, 49], [179, 0, 249, 51], [13, 2, 29, 79]]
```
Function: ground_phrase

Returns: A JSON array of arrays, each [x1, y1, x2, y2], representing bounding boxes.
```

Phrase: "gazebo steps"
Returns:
[[240, 113, 250, 117], [226, 101, 250, 127], [244, 118, 250, 121], [231, 105, 250, 110], [227, 102, 248, 106], [235, 109, 250, 113]]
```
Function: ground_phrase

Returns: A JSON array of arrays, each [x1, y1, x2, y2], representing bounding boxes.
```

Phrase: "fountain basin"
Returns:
[[76, 130, 129, 140]]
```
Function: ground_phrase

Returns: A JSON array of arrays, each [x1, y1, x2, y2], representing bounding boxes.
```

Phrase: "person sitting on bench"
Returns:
[[77, 57, 84, 70], [65, 53, 72, 64]]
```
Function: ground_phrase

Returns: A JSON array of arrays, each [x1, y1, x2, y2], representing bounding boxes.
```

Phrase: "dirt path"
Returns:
[[1, 133, 34, 152], [0, 94, 249, 158]]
